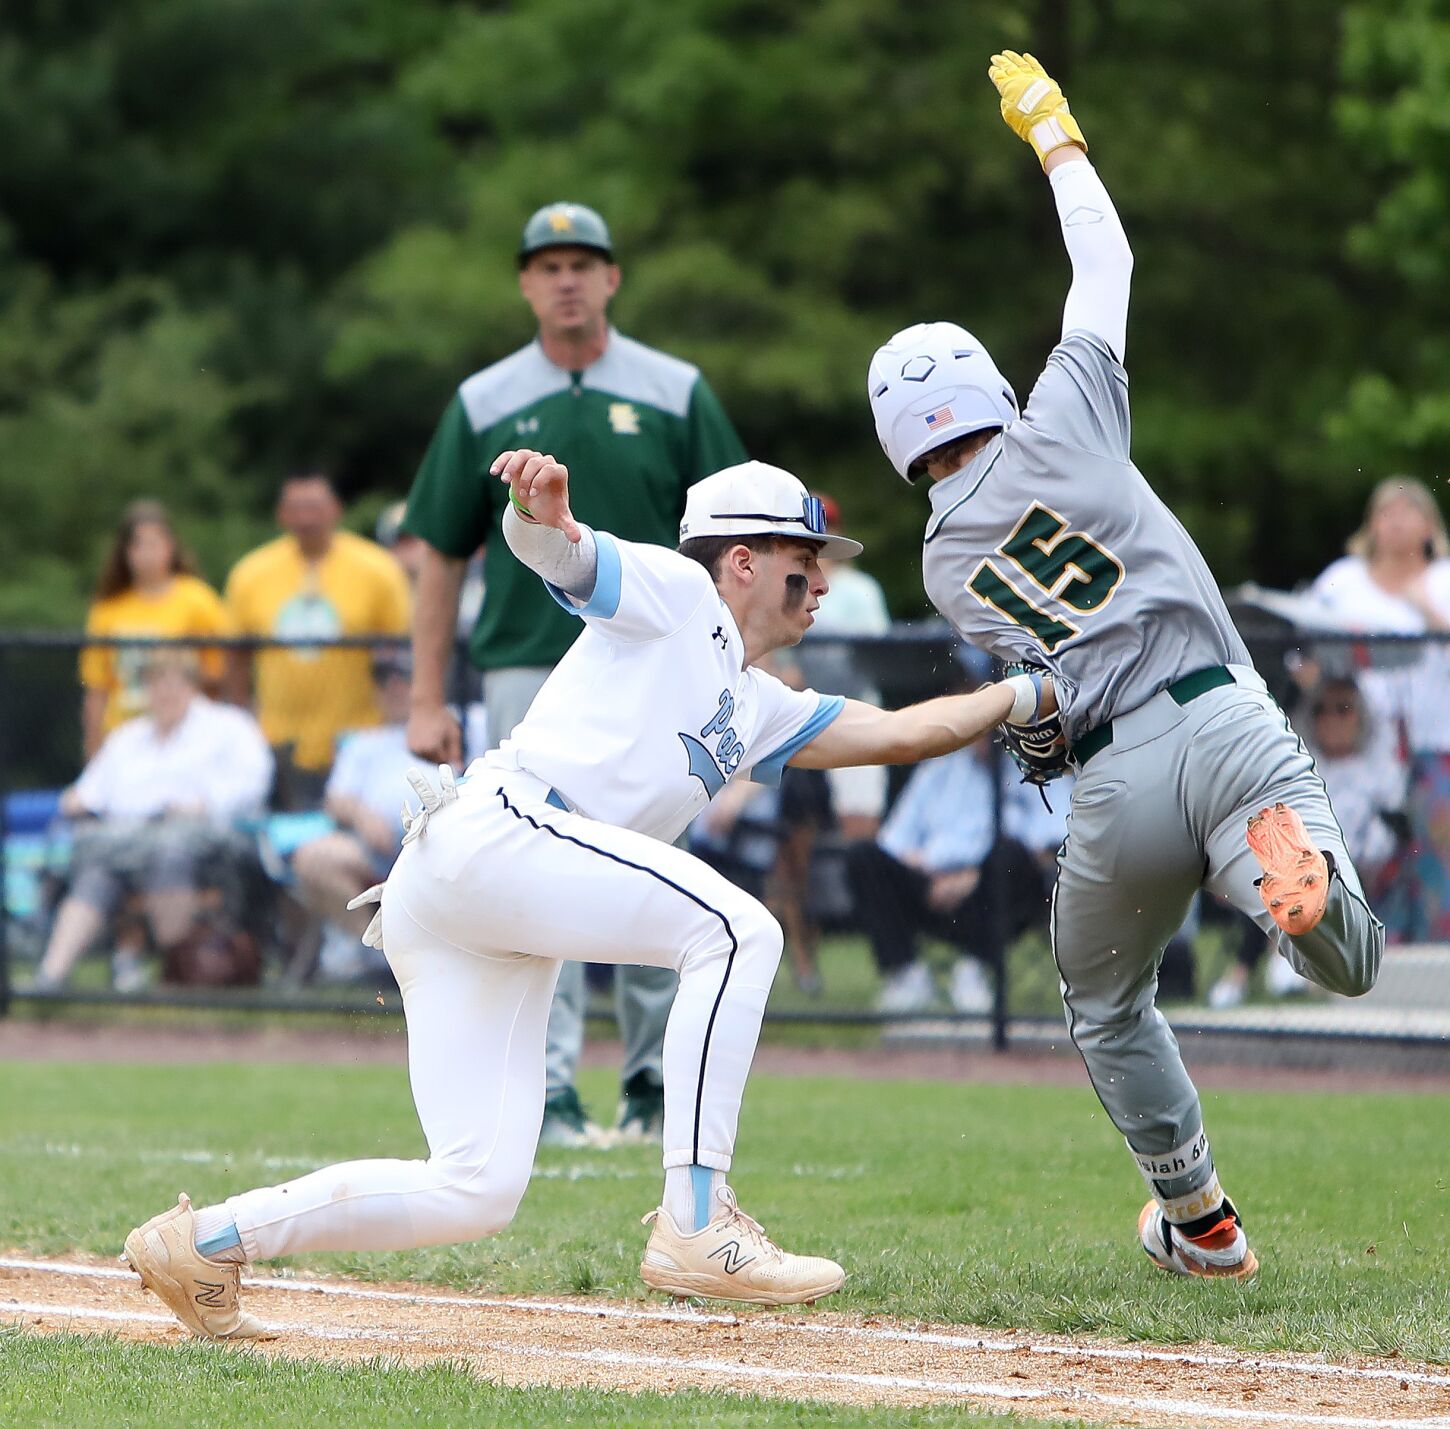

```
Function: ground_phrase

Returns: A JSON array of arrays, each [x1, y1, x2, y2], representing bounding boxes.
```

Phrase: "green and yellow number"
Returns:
[[966, 503, 1124, 653]]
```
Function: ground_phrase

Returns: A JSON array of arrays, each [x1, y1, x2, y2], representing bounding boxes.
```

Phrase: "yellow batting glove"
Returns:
[[988, 50, 1087, 168]]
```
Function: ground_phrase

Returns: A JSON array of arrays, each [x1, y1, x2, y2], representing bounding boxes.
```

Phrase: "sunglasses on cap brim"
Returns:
[[713, 495, 829, 536]]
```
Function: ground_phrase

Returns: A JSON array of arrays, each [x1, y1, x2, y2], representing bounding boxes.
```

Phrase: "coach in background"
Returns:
[[404, 202, 747, 1148], [226, 474, 411, 808]]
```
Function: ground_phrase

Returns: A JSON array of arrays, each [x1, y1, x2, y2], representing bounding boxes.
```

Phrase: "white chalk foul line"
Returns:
[[4, 1294, 1446, 1429], [4, 1257, 1449, 1394], [0, 1298, 398, 1342]]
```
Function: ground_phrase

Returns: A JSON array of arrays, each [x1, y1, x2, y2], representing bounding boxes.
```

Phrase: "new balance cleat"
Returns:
[[640, 1186, 845, 1306], [1248, 802, 1329, 936], [1138, 1198, 1259, 1280], [122, 1193, 274, 1339]]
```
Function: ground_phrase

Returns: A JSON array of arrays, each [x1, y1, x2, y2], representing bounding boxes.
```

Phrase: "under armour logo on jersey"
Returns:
[[515, 416, 540, 436], [711, 625, 728, 648], [193, 1281, 228, 1307], [706, 1239, 756, 1275]]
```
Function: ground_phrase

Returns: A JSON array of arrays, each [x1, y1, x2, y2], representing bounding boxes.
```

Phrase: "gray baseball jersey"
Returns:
[[921, 331, 1250, 745]]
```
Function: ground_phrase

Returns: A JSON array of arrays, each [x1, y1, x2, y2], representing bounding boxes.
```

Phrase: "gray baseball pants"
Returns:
[[483, 666, 678, 1099], [1054, 665, 1383, 1214]]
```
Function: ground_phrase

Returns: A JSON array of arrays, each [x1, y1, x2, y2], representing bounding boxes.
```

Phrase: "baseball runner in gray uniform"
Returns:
[[867, 52, 1384, 1280]]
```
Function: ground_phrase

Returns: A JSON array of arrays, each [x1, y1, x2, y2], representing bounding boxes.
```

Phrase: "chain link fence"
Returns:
[[1, 623, 1446, 1067]]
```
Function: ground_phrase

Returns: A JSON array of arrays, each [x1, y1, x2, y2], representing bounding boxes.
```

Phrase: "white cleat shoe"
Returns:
[[876, 960, 936, 1014], [1138, 1198, 1259, 1281], [122, 1193, 275, 1340], [640, 1186, 845, 1306], [948, 955, 994, 1015]]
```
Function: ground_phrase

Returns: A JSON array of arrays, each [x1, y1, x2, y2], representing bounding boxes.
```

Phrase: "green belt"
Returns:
[[1070, 666, 1235, 768]]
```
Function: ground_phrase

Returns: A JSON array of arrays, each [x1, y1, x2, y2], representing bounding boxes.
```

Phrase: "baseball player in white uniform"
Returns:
[[122, 450, 1056, 1336], [866, 52, 1384, 1281]]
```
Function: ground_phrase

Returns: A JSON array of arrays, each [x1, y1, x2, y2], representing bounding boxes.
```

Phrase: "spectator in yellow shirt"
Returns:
[[81, 500, 232, 757], [226, 473, 411, 802]]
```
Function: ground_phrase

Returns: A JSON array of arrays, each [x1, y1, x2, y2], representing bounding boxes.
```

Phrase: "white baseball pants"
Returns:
[[226, 768, 783, 1263]]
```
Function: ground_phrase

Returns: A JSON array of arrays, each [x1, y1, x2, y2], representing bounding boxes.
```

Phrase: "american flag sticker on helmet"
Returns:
[[924, 405, 954, 428]]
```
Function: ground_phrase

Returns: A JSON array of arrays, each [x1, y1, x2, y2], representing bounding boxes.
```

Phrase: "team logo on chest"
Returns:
[[679, 689, 744, 797], [515, 416, 540, 436], [608, 402, 640, 435]]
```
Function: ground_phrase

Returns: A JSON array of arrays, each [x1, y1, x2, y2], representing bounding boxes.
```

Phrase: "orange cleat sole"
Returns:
[[1247, 803, 1329, 937]]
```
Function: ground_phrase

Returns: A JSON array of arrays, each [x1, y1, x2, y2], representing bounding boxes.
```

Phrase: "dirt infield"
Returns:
[[4, 1254, 1449, 1427], [6, 1017, 1450, 1094]]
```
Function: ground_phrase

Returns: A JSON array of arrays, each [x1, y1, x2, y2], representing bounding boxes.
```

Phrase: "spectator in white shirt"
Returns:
[[1309, 476, 1450, 940], [35, 652, 273, 989], [1209, 674, 1408, 1008], [291, 649, 432, 966]]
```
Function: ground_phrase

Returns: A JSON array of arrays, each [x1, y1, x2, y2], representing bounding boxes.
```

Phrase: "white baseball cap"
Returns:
[[867, 322, 1018, 482], [680, 461, 863, 558]]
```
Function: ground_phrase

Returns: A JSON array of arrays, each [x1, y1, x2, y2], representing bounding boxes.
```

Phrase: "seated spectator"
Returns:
[[34, 652, 273, 991], [226, 473, 411, 807], [1208, 674, 1408, 1007], [1308, 475, 1450, 940], [290, 649, 432, 981], [80, 500, 231, 757], [847, 745, 1065, 1014]]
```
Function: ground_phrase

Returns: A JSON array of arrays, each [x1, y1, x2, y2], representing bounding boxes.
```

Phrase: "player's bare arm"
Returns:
[[406, 543, 466, 764], [790, 673, 1056, 770]]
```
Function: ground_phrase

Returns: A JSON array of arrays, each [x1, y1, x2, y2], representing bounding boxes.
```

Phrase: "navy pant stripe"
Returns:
[[497, 788, 738, 1164]]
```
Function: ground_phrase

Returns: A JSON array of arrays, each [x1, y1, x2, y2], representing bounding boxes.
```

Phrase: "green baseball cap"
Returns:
[[518, 202, 613, 265]]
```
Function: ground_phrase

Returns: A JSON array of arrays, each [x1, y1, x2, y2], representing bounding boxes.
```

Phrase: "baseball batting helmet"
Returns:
[[867, 323, 1018, 483], [518, 202, 614, 265]]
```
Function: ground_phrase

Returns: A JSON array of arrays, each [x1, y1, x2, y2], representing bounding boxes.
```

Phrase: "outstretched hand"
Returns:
[[988, 49, 1086, 168], [491, 448, 582, 543]]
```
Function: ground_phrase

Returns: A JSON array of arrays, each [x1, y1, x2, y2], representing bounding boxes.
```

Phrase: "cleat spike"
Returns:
[[1246, 804, 1329, 936]]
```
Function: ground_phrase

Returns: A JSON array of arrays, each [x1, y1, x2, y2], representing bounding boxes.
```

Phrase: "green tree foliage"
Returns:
[[0, 0, 1437, 623], [1334, 0, 1450, 513]]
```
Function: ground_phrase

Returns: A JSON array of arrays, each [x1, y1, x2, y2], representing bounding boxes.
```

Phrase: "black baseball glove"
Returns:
[[1002, 661, 1070, 786]]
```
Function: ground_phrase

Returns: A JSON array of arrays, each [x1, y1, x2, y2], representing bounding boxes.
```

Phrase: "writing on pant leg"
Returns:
[[1131, 1127, 1208, 1181]]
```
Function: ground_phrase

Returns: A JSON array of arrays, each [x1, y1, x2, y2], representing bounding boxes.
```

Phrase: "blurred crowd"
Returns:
[[11, 189, 1450, 1023], [17, 470, 1447, 1016]]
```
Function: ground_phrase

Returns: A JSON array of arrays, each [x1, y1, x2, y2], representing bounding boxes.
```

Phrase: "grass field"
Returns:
[[2, 1053, 1447, 1424]]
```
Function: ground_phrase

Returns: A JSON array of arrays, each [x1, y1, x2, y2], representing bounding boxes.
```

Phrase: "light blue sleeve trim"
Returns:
[[747, 694, 846, 787], [542, 528, 622, 620]]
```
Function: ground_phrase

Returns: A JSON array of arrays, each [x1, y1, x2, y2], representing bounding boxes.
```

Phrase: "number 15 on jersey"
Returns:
[[966, 502, 1125, 653]]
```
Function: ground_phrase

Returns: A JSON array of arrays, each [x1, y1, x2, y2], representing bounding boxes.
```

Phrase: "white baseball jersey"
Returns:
[[474, 531, 844, 842]]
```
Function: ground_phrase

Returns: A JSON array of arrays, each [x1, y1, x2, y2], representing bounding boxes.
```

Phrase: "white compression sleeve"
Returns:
[[1049, 157, 1133, 361], [501, 503, 598, 601]]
